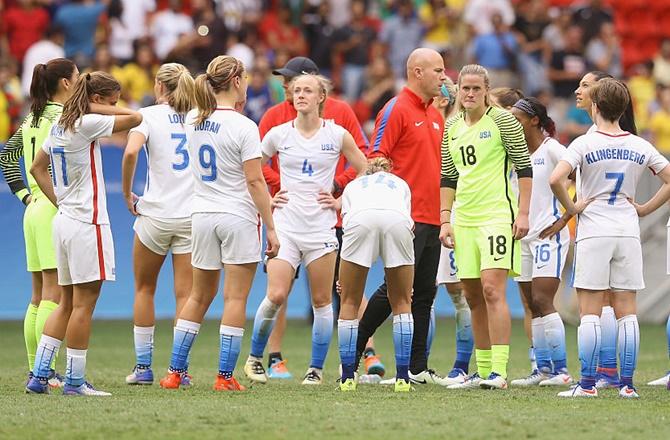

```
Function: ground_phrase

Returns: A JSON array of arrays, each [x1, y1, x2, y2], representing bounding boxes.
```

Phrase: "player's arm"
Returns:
[[29, 149, 57, 207], [259, 114, 281, 188], [439, 120, 458, 248], [340, 132, 367, 177], [333, 106, 369, 192], [632, 163, 670, 217], [121, 131, 146, 215], [0, 124, 31, 204], [549, 160, 592, 216], [89, 103, 143, 133], [243, 157, 279, 258]]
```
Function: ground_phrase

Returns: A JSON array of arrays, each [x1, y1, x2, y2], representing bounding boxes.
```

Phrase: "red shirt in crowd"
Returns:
[[258, 97, 369, 227], [368, 87, 444, 226], [2, 6, 50, 62]]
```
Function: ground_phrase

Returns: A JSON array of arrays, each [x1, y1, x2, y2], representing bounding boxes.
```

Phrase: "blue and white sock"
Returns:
[[310, 304, 333, 369], [169, 319, 200, 373], [450, 289, 473, 373], [425, 305, 435, 358], [134, 325, 154, 368], [599, 306, 618, 373], [338, 319, 358, 380], [393, 313, 414, 381], [544, 312, 568, 373], [250, 297, 281, 358], [66, 348, 87, 386], [578, 314, 601, 388], [219, 325, 244, 379], [33, 335, 61, 379], [617, 314, 639, 388], [531, 317, 551, 374]]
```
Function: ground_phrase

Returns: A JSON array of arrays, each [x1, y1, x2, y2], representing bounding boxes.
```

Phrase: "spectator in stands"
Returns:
[[649, 87, 670, 157], [303, 2, 337, 78], [563, 105, 592, 142], [379, 0, 425, 82], [150, 0, 193, 61], [572, 0, 613, 45], [220, 0, 262, 32], [548, 25, 587, 130], [463, 0, 514, 36], [120, 41, 158, 108], [471, 13, 519, 88], [54, 0, 108, 67], [352, 56, 396, 134], [107, 0, 134, 64], [0, 59, 22, 142], [245, 64, 275, 125], [335, 0, 376, 102], [87, 42, 124, 82], [513, 0, 551, 93], [628, 61, 656, 133], [119, 0, 155, 44], [542, 7, 571, 52], [585, 22, 622, 79], [419, 0, 457, 53], [1, 0, 50, 65], [21, 25, 65, 98], [259, 6, 307, 58], [653, 39, 670, 87]]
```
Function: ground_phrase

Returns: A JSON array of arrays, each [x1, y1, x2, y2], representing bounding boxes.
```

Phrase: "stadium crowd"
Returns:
[[1, 0, 670, 151]]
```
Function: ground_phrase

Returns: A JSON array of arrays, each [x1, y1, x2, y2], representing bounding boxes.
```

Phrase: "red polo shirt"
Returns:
[[368, 87, 444, 226]]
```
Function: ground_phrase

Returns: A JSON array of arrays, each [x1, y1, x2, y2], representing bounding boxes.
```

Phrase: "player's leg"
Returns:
[[647, 313, 670, 386], [338, 259, 368, 388], [35, 270, 62, 386], [478, 268, 512, 389], [444, 281, 473, 384], [171, 251, 193, 385], [386, 264, 414, 392], [302, 251, 337, 384], [214, 262, 257, 391], [24, 272, 41, 375], [360, 294, 385, 376], [127, 235, 166, 385], [519, 287, 537, 373], [611, 291, 639, 398], [267, 304, 290, 378], [596, 291, 620, 388]]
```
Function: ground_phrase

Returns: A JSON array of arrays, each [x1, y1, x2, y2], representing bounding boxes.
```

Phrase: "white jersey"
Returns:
[[262, 119, 345, 233], [341, 171, 412, 227], [562, 130, 669, 241], [185, 107, 262, 224], [130, 104, 192, 218], [525, 137, 567, 241], [43, 114, 115, 225]]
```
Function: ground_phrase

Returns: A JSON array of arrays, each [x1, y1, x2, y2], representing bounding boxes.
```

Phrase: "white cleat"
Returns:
[[510, 370, 549, 387], [409, 369, 450, 386], [446, 372, 482, 389], [358, 374, 382, 384], [619, 385, 640, 398], [646, 372, 670, 386], [301, 367, 323, 385], [557, 384, 598, 398], [539, 372, 573, 387], [480, 373, 508, 390], [442, 368, 468, 386], [379, 376, 396, 385], [63, 382, 112, 396], [244, 357, 268, 384]]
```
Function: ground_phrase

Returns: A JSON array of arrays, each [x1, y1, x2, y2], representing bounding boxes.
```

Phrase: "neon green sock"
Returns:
[[35, 300, 59, 369], [24, 304, 39, 371], [476, 348, 492, 379], [491, 344, 510, 378]]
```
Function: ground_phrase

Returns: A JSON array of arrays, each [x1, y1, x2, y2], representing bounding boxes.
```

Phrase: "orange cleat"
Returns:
[[364, 354, 386, 377], [213, 375, 246, 391], [159, 372, 183, 389]]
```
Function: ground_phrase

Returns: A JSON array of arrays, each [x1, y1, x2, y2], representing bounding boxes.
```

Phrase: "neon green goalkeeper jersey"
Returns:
[[440, 106, 532, 227]]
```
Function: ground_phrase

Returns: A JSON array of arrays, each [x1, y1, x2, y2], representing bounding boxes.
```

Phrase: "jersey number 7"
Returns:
[[605, 172, 624, 205]]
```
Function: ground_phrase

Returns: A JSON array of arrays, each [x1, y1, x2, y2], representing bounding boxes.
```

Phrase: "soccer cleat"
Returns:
[[358, 374, 383, 384], [301, 368, 323, 385], [267, 359, 293, 379], [213, 375, 246, 391], [409, 369, 450, 386], [126, 366, 154, 385], [539, 372, 573, 387], [379, 376, 396, 385], [394, 378, 411, 392], [595, 373, 620, 389], [442, 368, 468, 386], [47, 369, 64, 388], [646, 371, 670, 386], [180, 372, 192, 387], [364, 354, 386, 377], [63, 382, 112, 396], [557, 383, 598, 398], [25, 376, 50, 394], [244, 357, 268, 384], [25, 371, 33, 386], [446, 372, 482, 389], [510, 370, 548, 387], [340, 378, 357, 391], [480, 373, 508, 390], [159, 371, 183, 389], [618, 385, 639, 398]]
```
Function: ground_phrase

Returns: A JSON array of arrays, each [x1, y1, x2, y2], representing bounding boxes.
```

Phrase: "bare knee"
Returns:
[[481, 282, 505, 306]]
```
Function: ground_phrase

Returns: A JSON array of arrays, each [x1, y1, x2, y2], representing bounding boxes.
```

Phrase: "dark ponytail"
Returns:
[[588, 70, 638, 135], [29, 58, 76, 125], [513, 97, 556, 138]]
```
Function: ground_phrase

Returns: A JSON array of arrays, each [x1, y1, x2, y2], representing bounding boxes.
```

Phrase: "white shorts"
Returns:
[[53, 213, 115, 285], [341, 210, 414, 268], [276, 228, 339, 270], [133, 215, 191, 255], [573, 236, 644, 291], [436, 245, 459, 285], [191, 213, 260, 269], [514, 230, 570, 282]]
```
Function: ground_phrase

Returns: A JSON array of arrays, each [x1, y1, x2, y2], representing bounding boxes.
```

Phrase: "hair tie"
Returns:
[[85, 73, 91, 81], [512, 98, 536, 117]]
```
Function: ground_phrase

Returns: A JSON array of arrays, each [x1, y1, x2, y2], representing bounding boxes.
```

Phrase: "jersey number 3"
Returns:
[[172, 133, 189, 171]]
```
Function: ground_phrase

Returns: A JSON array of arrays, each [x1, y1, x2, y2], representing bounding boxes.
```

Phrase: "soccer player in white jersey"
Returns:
[[551, 79, 670, 398], [122, 63, 196, 386], [508, 97, 573, 387], [26, 72, 142, 396], [245, 73, 367, 385], [337, 157, 414, 392], [159, 55, 279, 391]]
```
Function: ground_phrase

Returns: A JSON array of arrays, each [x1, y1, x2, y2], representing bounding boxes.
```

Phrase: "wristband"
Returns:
[[440, 221, 450, 225], [21, 193, 31, 205], [440, 208, 451, 213]]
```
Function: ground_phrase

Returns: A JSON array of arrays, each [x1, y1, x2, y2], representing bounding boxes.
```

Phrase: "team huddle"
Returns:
[[3, 45, 670, 397]]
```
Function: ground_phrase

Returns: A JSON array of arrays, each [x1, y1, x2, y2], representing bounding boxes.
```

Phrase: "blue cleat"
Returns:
[[180, 372, 192, 387], [48, 369, 64, 388], [126, 366, 154, 385], [267, 359, 293, 379], [63, 382, 111, 396], [26, 376, 50, 394]]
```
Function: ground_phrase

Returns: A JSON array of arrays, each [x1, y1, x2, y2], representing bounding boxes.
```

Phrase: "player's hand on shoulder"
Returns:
[[439, 223, 455, 249], [317, 190, 341, 211], [272, 189, 289, 209], [265, 228, 280, 259]]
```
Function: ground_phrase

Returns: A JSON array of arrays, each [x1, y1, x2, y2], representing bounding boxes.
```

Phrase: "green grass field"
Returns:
[[1, 318, 669, 439]]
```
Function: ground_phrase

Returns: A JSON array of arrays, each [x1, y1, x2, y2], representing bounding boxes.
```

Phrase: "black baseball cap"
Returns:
[[272, 56, 319, 78]]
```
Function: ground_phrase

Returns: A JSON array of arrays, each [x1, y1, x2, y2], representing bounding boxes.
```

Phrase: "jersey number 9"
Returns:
[[199, 144, 217, 182]]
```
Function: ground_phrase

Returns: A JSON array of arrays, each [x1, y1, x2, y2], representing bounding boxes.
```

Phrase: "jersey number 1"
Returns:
[[49, 147, 68, 187], [459, 145, 477, 166]]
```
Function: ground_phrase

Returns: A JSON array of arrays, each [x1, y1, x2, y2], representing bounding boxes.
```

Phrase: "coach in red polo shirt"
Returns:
[[356, 48, 449, 384]]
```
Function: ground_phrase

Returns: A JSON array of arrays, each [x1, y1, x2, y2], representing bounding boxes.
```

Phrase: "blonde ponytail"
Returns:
[[193, 56, 245, 126], [156, 63, 195, 115]]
